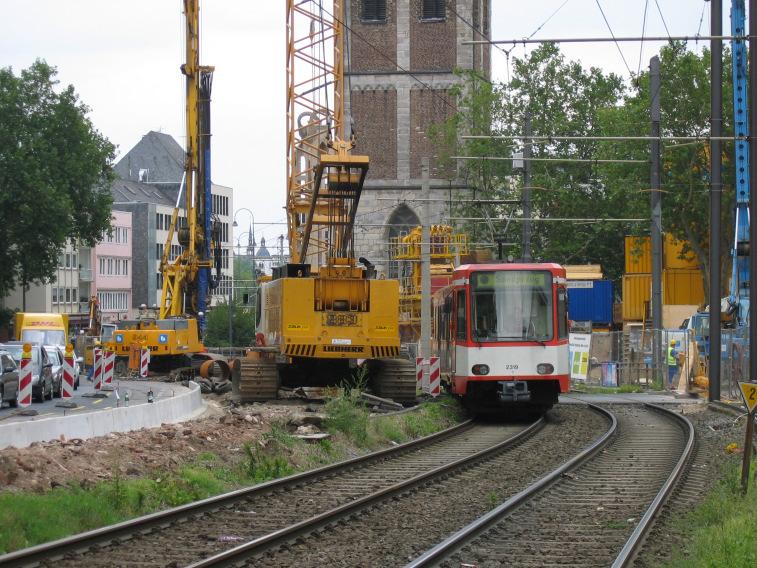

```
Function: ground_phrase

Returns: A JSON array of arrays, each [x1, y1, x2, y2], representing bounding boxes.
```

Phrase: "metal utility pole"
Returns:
[[750, 0, 757, 386], [709, 0, 722, 400], [522, 112, 533, 261], [650, 56, 663, 380], [228, 276, 233, 348], [421, 158, 432, 361]]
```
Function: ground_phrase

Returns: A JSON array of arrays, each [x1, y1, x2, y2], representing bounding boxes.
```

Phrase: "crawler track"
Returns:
[[1, 417, 539, 568], [410, 403, 694, 568]]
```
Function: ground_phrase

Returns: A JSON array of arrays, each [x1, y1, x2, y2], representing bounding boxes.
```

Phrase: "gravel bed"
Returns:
[[633, 403, 746, 567], [246, 404, 608, 567]]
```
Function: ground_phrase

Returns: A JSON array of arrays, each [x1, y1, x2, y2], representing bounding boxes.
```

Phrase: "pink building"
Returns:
[[92, 210, 133, 323]]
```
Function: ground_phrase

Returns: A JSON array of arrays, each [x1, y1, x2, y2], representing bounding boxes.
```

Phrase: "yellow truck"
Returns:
[[14, 313, 68, 346]]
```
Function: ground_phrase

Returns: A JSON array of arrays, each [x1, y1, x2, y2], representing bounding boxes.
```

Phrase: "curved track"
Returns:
[[409, 403, 694, 568]]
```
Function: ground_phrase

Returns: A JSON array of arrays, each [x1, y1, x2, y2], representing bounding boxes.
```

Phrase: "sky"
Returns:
[[0, 0, 729, 249]]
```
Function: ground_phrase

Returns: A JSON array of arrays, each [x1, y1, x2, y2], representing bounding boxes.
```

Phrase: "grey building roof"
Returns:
[[110, 179, 175, 207], [114, 131, 185, 183]]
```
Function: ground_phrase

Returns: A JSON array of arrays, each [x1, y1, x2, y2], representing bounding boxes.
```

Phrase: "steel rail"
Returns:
[[405, 403, 616, 567], [183, 416, 551, 567], [464, 35, 747, 45], [611, 403, 696, 567], [0, 418, 476, 568]]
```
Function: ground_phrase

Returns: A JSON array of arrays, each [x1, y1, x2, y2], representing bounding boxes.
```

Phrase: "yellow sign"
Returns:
[[739, 382, 757, 413]]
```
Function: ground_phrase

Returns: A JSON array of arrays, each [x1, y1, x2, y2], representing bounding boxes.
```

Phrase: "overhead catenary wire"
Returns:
[[463, 35, 744, 45], [449, 217, 647, 223], [452, 155, 648, 164], [595, 0, 634, 77], [462, 134, 744, 141]]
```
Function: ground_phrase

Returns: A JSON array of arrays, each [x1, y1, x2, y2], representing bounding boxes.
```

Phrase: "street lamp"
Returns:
[[230, 208, 256, 348]]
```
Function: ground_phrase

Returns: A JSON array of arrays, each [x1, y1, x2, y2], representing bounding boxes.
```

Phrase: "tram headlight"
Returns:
[[472, 364, 490, 375], [537, 363, 554, 375]]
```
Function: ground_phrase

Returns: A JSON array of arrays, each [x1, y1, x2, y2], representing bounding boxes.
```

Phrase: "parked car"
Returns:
[[43, 345, 66, 397], [0, 342, 55, 402], [0, 350, 19, 408]]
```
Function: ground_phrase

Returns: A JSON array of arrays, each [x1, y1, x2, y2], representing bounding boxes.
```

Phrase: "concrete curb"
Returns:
[[0, 381, 206, 450]]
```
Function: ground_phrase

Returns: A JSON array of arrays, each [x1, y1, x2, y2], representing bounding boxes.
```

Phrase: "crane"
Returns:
[[106, 0, 228, 382], [234, 0, 415, 403], [727, 0, 750, 327], [160, 0, 220, 326]]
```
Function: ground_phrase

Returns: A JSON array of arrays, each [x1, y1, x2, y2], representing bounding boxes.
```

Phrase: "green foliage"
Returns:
[[435, 42, 732, 288], [599, 43, 734, 294], [0, 60, 115, 299], [324, 394, 373, 446], [203, 301, 256, 347], [666, 464, 757, 567], [241, 442, 295, 483], [0, 398, 465, 553]]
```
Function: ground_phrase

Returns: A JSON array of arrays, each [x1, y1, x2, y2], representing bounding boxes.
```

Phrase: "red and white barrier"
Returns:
[[140, 348, 150, 378], [62, 346, 75, 398], [416, 357, 426, 393], [428, 356, 440, 397], [103, 350, 114, 385], [18, 344, 32, 407], [93, 347, 102, 390]]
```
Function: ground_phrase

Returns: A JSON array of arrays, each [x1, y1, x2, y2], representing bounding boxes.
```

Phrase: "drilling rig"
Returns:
[[235, 0, 415, 402], [107, 0, 228, 381]]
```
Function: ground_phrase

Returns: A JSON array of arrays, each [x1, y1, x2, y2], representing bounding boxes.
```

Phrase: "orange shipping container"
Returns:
[[663, 269, 705, 306], [622, 273, 651, 321], [624, 236, 651, 274]]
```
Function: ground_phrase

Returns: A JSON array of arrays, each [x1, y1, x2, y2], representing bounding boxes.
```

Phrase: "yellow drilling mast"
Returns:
[[106, 0, 229, 382], [235, 0, 415, 402]]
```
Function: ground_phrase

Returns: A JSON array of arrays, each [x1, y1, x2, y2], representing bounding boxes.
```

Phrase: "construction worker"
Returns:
[[667, 339, 677, 389]]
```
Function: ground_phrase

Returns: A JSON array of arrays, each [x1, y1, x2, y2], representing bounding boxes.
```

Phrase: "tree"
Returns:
[[204, 302, 256, 347], [437, 45, 632, 280], [0, 60, 115, 303], [597, 42, 735, 297]]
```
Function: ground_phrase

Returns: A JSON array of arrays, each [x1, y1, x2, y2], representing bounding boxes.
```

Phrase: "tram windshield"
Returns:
[[470, 270, 553, 342]]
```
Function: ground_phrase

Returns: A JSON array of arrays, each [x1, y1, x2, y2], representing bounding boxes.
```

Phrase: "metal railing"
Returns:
[[575, 327, 749, 400]]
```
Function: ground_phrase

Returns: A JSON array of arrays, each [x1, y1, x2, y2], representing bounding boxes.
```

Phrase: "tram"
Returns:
[[432, 263, 570, 414]]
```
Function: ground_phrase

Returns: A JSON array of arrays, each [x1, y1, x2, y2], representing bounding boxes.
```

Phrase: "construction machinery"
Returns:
[[389, 225, 468, 342], [106, 0, 228, 381], [235, 0, 415, 403], [681, 0, 750, 395]]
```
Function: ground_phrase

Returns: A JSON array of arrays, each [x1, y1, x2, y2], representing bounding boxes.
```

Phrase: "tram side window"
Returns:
[[455, 290, 467, 340], [557, 286, 568, 339]]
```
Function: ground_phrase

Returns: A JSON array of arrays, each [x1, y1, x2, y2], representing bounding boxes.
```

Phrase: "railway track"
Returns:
[[409, 403, 694, 568], [0, 414, 551, 568]]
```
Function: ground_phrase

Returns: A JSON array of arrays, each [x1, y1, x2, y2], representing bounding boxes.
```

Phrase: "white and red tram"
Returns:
[[432, 263, 570, 414]]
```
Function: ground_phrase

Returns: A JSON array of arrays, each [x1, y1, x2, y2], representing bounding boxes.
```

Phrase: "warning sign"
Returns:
[[738, 382, 757, 413]]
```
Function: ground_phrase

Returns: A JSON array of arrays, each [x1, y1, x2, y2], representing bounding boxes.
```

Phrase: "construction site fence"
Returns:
[[578, 328, 748, 401]]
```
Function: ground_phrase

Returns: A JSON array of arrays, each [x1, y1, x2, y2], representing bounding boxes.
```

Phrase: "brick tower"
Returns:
[[346, 0, 491, 274]]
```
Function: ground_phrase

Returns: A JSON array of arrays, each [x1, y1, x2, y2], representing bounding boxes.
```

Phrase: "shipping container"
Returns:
[[624, 236, 651, 274], [625, 234, 700, 273], [664, 237, 699, 270], [663, 269, 705, 306], [622, 274, 651, 321], [566, 279, 614, 325]]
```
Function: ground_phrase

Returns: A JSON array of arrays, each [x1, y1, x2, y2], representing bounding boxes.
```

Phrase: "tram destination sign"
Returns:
[[473, 271, 548, 288]]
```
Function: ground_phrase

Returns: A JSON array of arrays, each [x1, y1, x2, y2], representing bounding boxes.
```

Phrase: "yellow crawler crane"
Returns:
[[389, 225, 468, 343], [236, 0, 414, 402]]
